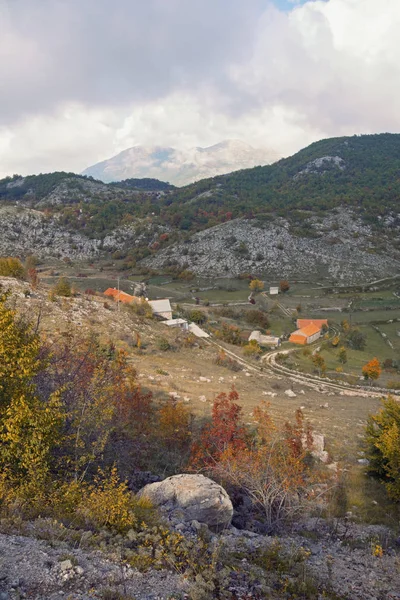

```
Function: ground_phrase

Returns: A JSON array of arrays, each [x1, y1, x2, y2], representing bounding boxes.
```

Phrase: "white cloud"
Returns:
[[1, 0, 400, 177]]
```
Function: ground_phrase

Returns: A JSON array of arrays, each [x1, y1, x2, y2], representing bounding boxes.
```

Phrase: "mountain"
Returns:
[[81, 140, 280, 186], [1, 134, 400, 282]]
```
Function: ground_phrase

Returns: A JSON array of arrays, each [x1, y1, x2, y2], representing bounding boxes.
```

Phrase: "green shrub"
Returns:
[[0, 257, 24, 278], [157, 337, 171, 351], [53, 277, 72, 297]]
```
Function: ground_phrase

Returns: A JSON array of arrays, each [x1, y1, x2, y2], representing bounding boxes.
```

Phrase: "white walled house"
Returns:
[[147, 299, 173, 320], [163, 318, 189, 330]]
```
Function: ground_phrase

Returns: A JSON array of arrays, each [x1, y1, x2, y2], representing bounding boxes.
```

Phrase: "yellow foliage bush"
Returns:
[[243, 339, 262, 356], [0, 257, 24, 278], [75, 468, 156, 533]]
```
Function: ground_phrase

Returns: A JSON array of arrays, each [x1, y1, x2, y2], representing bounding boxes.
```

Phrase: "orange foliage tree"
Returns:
[[189, 389, 314, 530], [158, 399, 192, 451], [189, 388, 246, 469], [362, 357, 382, 382], [212, 403, 314, 530]]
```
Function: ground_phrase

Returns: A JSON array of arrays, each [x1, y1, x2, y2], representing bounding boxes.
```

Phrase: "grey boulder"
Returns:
[[137, 474, 233, 531]]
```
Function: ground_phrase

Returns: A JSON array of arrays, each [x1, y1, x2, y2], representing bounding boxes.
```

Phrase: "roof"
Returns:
[[297, 319, 328, 329], [289, 333, 307, 345], [148, 299, 172, 313], [103, 288, 137, 304], [164, 318, 188, 326], [291, 323, 322, 338], [300, 323, 322, 336], [104, 287, 119, 298], [117, 291, 136, 304], [188, 323, 210, 338]]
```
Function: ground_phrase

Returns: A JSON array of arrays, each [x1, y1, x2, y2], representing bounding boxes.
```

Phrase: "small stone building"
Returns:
[[163, 318, 189, 330], [249, 330, 280, 347]]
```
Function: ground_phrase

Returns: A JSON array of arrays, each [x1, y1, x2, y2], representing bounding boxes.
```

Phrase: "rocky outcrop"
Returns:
[[142, 208, 400, 283], [138, 474, 233, 531]]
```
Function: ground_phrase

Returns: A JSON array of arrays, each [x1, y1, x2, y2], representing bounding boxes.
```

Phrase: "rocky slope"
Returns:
[[1, 516, 399, 600], [0, 206, 101, 260], [142, 209, 400, 282], [1, 134, 400, 284], [82, 140, 280, 186]]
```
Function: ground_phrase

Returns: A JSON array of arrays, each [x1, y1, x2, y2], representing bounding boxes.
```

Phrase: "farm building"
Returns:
[[249, 330, 280, 348], [104, 288, 139, 305], [147, 299, 173, 320], [296, 319, 328, 329], [289, 323, 322, 345], [163, 318, 189, 330]]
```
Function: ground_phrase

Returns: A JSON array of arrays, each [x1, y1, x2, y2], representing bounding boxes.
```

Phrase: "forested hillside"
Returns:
[[0, 134, 399, 276], [162, 133, 400, 231]]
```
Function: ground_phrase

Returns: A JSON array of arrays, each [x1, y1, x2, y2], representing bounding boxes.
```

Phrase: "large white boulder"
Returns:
[[138, 474, 233, 530]]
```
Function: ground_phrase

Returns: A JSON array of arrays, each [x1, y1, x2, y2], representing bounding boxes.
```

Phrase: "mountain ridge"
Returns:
[[0, 133, 399, 283], [82, 139, 280, 186]]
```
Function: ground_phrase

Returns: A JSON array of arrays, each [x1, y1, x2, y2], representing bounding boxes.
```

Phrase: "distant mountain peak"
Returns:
[[82, 141, 280, 186]]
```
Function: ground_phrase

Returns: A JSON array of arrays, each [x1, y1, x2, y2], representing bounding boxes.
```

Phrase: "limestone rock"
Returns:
[[311, 433, 329, 463], [138, 474, 233, 530]]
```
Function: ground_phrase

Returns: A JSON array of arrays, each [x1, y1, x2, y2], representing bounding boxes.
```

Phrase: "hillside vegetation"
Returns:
[[0, 134, 399, 282], [163, 133, 400, 231]]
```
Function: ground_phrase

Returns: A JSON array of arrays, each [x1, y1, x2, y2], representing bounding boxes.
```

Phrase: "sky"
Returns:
[[1, 0, 399, 178]]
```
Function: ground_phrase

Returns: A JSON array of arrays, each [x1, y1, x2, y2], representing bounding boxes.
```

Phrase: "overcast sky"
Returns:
[[1, 0, 399, 177]]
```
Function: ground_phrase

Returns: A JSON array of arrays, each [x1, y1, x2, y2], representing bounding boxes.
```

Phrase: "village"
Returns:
[[103, 284, 329, 348]]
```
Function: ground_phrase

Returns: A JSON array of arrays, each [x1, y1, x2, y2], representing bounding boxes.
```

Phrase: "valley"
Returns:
[[1, 132, 400, 599]]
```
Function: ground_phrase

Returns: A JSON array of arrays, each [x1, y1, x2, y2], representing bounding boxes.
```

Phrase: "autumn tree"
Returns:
[[338, 346, 347, 364], [0, 292, 63, 496], [279, 280, 290, 293], [341, 319, 350, 333], [23, 256, 40, 288], [249, 279, 264, 293], [365, 396, 400, 499], [190, 388, 246, 469], [243, 339, 262, 356], [312, 352, 326, 375], [212, 403, 314, 530], [331, 335, 340, 347], [362, 357, 381, 382]]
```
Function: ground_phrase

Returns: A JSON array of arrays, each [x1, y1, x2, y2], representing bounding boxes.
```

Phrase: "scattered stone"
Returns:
[[358, 458, 370, 466], [285, 389, 297, 398], [199, 395, 207, 402], [59, 559, 73, 572]]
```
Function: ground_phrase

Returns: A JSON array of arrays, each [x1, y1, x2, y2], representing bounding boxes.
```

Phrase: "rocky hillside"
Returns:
[[1, 134, 400, 283], [143, 208, 400, 282], [82, 140, 280, 186]]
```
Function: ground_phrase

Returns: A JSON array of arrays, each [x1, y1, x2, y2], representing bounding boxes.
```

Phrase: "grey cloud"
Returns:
[[0, 0, 264, 126]]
